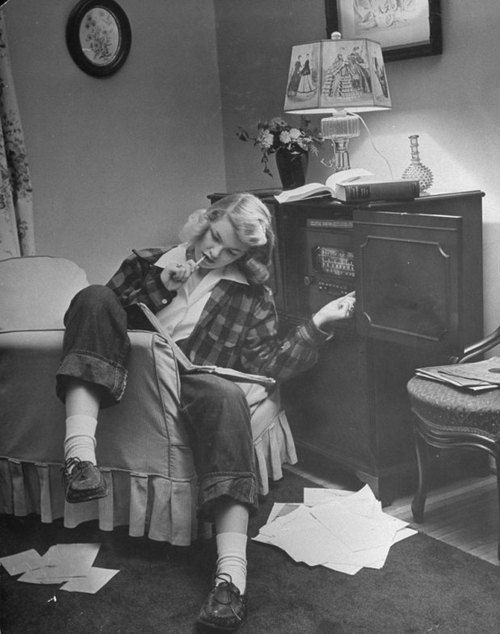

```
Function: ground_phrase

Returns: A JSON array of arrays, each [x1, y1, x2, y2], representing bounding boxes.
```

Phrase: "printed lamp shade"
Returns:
[[284, 33, 391, 114], [284, 33, 391, 172]]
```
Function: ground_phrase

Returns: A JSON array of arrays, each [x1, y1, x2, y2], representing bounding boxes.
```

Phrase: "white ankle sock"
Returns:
[[64, 414, 98, 466], [215, 532, 247, 595]]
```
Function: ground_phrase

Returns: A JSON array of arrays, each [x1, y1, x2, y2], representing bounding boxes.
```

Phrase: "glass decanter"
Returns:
[[402, 134, 433, 195]]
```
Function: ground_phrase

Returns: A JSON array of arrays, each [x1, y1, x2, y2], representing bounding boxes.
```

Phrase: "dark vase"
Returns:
[[275, 148, 308, 190]]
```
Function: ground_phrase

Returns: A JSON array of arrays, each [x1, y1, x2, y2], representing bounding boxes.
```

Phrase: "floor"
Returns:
[[286, 464, 500, 567]]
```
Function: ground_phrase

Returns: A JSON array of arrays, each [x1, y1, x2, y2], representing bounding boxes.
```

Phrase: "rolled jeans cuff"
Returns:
[[197, 471, 259, 521], [56, 350, 128, 408]]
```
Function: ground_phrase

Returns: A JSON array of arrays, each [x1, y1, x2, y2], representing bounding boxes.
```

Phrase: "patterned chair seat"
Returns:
[[407, 376, 500, 439]]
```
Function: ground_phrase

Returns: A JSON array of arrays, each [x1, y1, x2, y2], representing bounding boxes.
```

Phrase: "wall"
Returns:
[[216, 0, 500, 336], [5, 1, 500, 334], [5, 0, 225, 283]]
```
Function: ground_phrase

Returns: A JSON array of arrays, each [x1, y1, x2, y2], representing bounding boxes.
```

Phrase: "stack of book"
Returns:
[[274, 168, 420, 204], [415, 357, 500, 393]]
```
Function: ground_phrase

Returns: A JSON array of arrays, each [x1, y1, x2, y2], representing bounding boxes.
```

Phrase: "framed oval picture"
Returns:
[[66, 0, 132, 77]]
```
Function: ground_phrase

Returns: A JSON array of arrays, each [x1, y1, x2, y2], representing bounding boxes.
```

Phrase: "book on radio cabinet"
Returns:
[[275, 168, 420, 204], [334, 177, 419, 202]]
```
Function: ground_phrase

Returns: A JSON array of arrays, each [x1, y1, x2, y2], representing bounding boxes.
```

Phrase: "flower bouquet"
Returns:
[[237, 116, 322, 178]]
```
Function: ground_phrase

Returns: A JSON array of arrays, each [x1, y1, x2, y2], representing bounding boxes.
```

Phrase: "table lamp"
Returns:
[[284, 32, 391, 172]]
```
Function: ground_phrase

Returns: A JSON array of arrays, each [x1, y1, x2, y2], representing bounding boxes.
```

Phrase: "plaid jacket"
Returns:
[[106, 248, 331, 382]]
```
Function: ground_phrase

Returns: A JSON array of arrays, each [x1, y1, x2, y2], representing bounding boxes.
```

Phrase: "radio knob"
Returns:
[[303, 275, 316, 286]]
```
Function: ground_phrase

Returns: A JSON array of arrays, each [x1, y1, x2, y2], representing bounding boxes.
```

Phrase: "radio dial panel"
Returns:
[[312, 245, 355, 279], [302, 224, 355, 312]]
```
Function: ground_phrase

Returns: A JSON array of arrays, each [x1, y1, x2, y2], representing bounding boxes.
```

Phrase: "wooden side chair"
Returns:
[[406, 326, 500, 559]]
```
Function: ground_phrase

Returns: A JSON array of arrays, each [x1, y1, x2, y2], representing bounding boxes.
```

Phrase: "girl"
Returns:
[[56, 192, 355, 631]]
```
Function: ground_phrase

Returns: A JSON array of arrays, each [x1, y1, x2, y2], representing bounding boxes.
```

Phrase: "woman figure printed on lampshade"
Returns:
[[296, 53, 315, 97], [323, 48, 347, 98], [287, 54, 302, 97], [323, 44, 371, 101], [347, 46, 372, 92], [374, 57, 389, 98]]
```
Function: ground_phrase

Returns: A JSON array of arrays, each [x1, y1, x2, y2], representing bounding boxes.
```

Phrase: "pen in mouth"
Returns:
[[194, 254, 208, 268]]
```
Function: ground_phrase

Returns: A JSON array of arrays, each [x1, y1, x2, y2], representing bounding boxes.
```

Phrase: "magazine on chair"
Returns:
[[415, 357, 500, 392], [135, 302, 276, 387]]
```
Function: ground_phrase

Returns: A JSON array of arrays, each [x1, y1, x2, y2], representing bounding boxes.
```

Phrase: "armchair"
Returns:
[[0, 256, 297, 545]]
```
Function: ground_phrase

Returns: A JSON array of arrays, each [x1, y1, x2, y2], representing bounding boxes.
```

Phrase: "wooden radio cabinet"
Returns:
[[272, 191, 484, 505], [208, 190, 484, 505]]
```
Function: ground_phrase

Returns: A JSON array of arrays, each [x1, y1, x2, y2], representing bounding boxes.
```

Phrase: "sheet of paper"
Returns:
[[3, 543, 119, 593], [393, 527, 418, 544], [322, 561, 363, 575], [0, 549, 44, 576], [258, 504, 306, 538], [61, 567, 119, 594], [303, 487, 352, 506], [254, 486, 417, 575], [41, 543, 101, 572], [266, 502, 302, 524], [258, 504, 386, 569], [18, 543, 101, 584], [18, 570, 85, 585], [337, 484, 382, 517], [357, 527, 418, 570], [252, 533, 273, 545], [311, 503, 399, 552], [272, 512, 354, 567]]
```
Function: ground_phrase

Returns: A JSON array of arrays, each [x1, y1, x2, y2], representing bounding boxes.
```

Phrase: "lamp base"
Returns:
[[322, 138, 352, 172], [321, 112, 360, 172]]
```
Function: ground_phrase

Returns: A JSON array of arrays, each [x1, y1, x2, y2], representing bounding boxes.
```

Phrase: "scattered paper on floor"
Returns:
[[253, 485, 417, 575], [17, 543, 101, 584], [60, 566, 120, 594], [0, 543, 119, 593], [0, 549, 44, 576]]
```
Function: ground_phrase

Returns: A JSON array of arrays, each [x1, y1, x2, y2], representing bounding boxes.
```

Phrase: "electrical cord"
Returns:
[[352, 112, 394, 179]]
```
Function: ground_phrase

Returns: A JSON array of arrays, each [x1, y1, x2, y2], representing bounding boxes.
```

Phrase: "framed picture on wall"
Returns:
[[324, 0, 442, 62], [66, 0, 132, 77]]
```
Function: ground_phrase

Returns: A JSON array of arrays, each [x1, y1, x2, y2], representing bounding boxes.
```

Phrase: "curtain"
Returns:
[[0, 12, 34, 259]]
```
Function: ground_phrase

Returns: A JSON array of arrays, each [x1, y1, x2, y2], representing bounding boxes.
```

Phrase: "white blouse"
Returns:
[[154, 243, 248, 342]]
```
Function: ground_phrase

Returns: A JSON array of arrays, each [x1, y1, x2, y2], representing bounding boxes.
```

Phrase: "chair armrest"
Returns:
[[0, 328, 190, 478], [458, 326, 500, 364], [0, 329, 67, 462], [98, 330, 191, 477]]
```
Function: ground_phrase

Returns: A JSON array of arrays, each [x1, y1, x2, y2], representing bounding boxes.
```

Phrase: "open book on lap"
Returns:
[[135, 302, 276, 388]]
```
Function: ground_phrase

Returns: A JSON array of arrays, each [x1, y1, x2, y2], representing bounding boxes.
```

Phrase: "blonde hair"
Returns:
[[179, 193, 275, 285]]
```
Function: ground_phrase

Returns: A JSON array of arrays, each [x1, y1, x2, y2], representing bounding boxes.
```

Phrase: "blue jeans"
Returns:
[[56, 285, 258, 518]]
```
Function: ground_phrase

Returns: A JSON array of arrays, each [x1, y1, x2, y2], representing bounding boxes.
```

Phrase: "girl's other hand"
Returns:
[[312, 291, 356, 330]]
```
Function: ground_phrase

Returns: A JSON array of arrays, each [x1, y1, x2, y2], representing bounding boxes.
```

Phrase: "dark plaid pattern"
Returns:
[[106, 248, 178, 312], [107, 248, 330, 382]]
